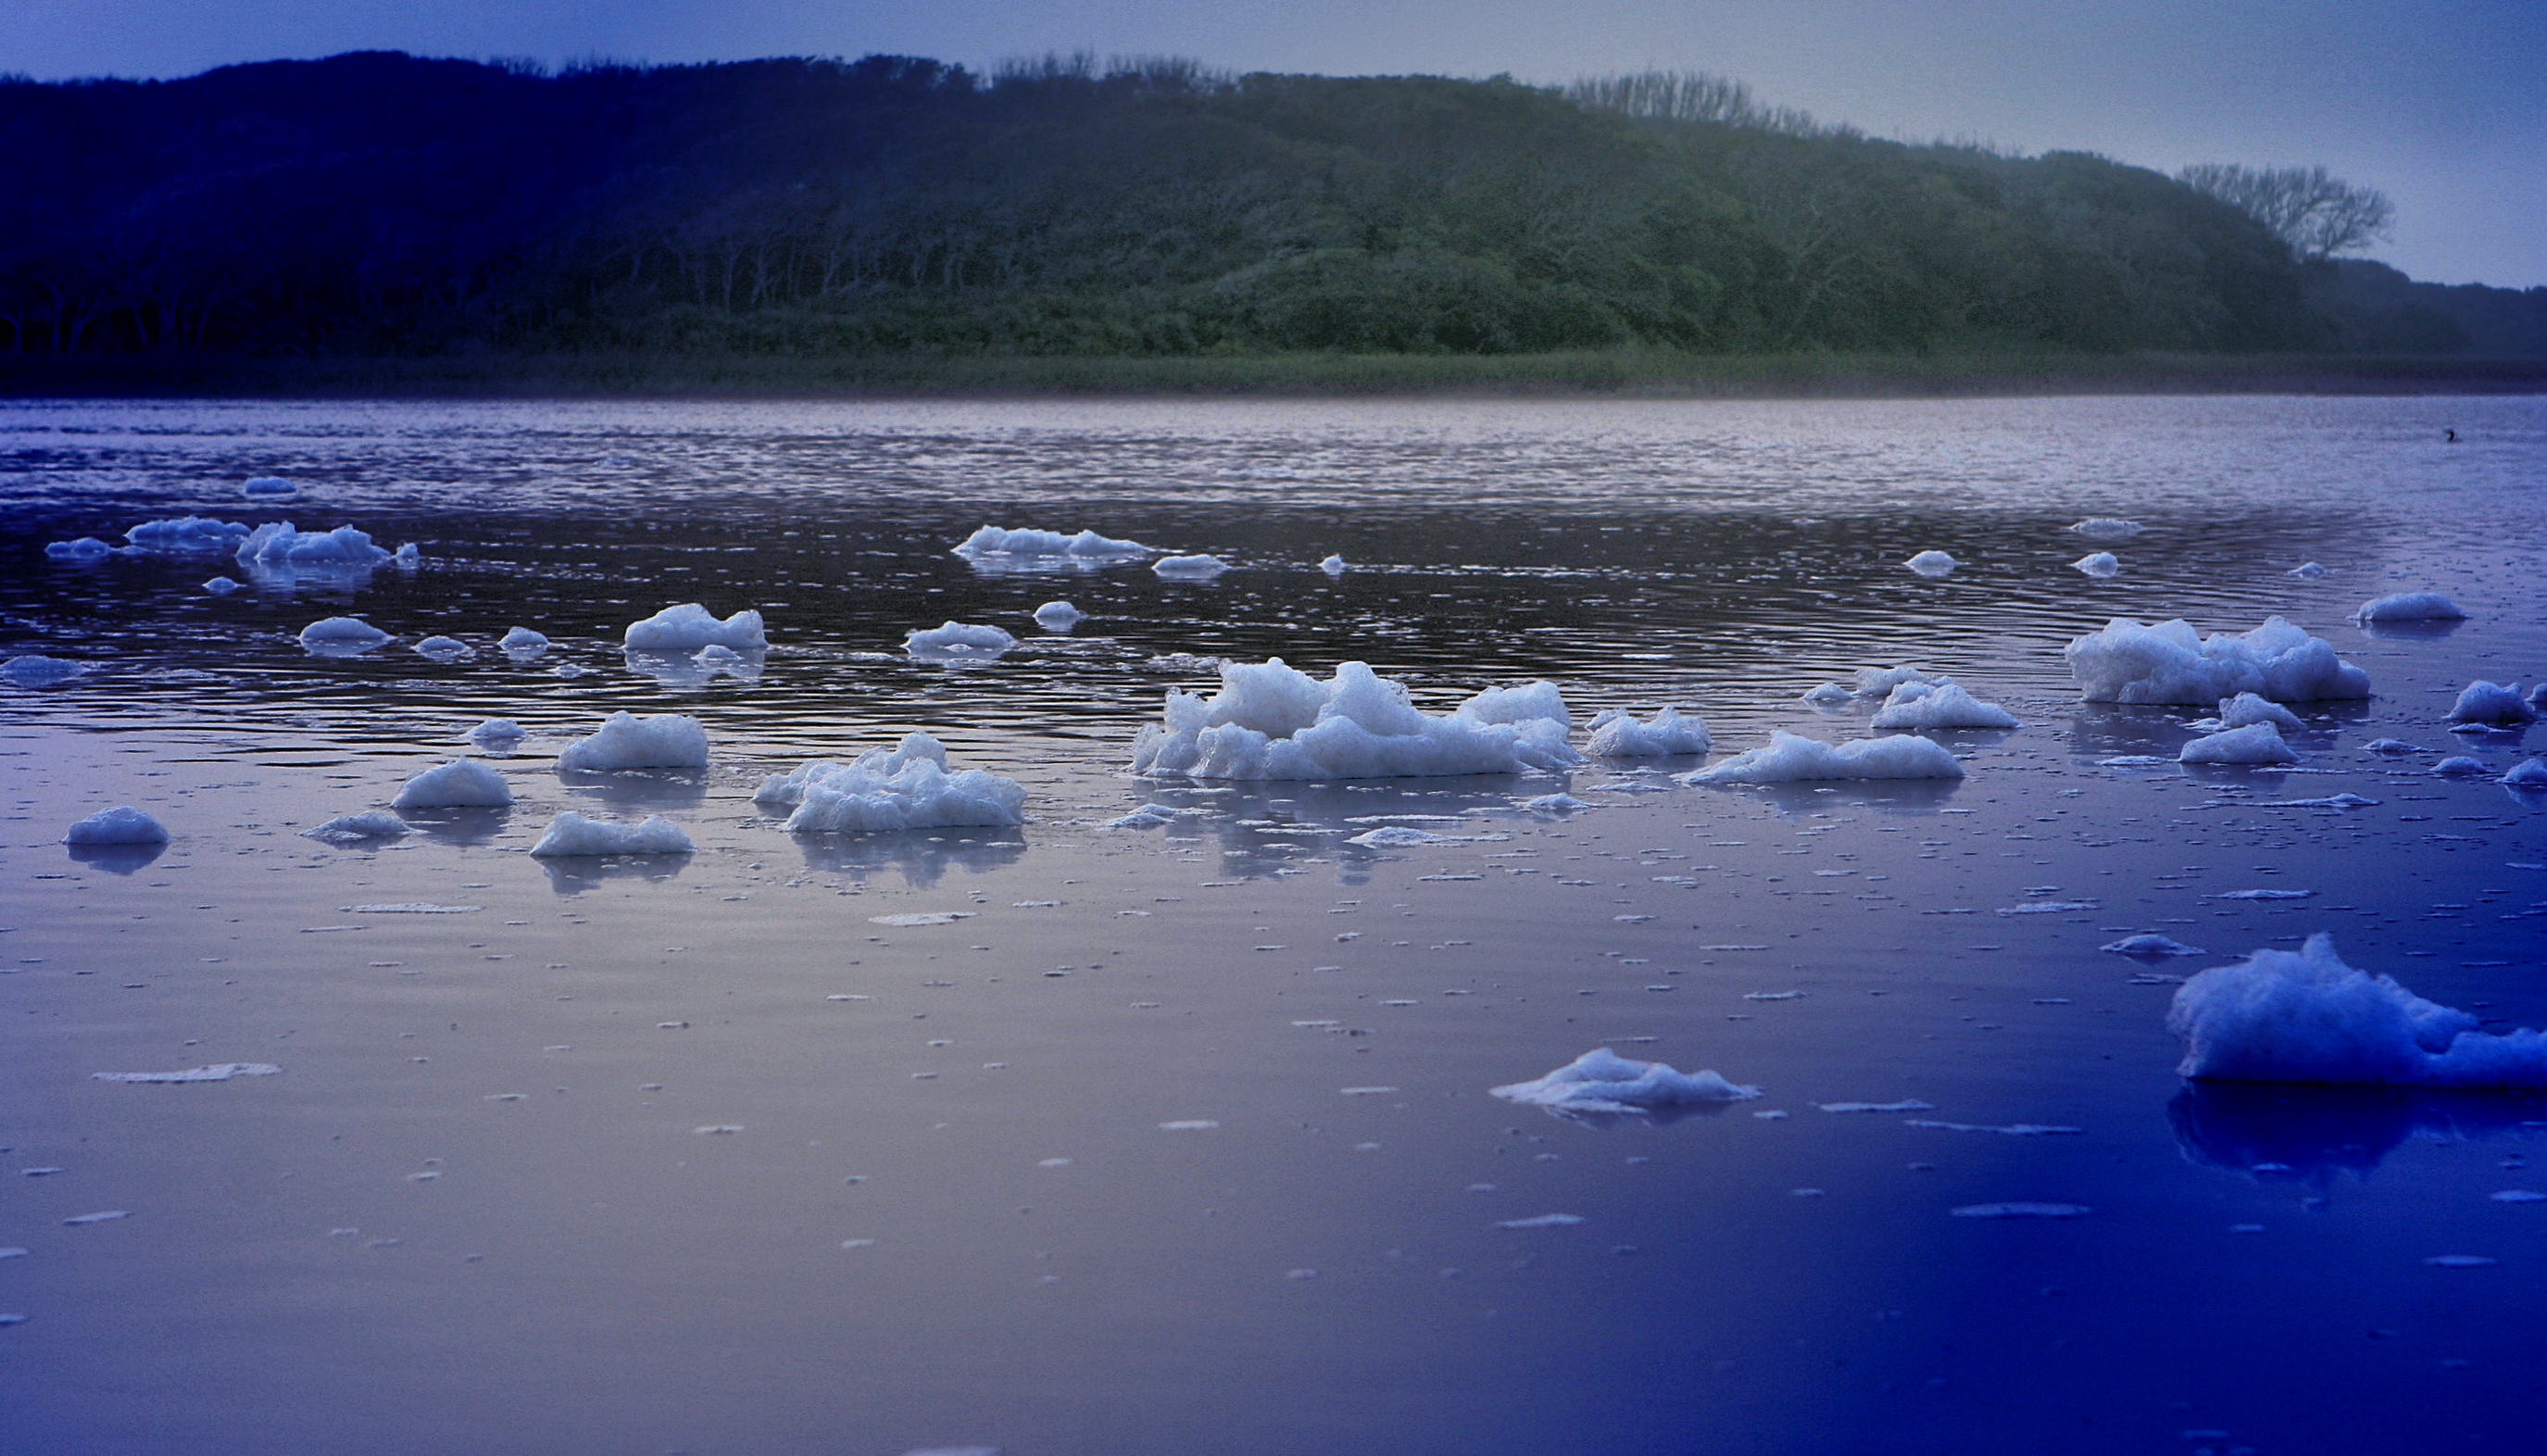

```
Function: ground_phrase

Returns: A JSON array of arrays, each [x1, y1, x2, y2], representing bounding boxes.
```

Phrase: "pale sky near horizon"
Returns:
[[8, 0, 2541, 287]]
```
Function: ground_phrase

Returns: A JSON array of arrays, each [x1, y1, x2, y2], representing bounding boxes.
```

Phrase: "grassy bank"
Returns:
[[6, 348, 2546, 400]]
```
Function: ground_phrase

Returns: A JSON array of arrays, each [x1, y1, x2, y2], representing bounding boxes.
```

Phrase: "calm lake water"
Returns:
[[4, 394, 2545, 1456]]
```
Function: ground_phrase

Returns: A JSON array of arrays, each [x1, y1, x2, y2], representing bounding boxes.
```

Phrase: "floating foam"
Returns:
[[124, 516, 250, 553], [2, 655, 84, 687], [297, 616, 390, 652], [64, 807, 169, 845], [2071, 519, 2142, 540], [2363, 738, 2422, 754], [202, 576, 242, 595], [2504, 759, 2547, 788], [467, 720, 527, 752], [2064, 616, 2369, 704], [2170, 934, 2547, 1087], [1815, 1099, 1936, 1113], [1907, 1121, 2084, 1136], [412, 635, 474, 661], [393, 759, 511, 810], [498, 626, 550, 659], [94, 1063, 280, 1084], [1520, 792, 1590, 811], [1687, 731, 1964, 784], [1320, 554, 1347, 574], [303, 810, 408, 843], [1904, 550, 1958, 577], [622, 603, 766, 652], [2072, 552, 2120, 578], [1032, 601, 1083, 631], [1490, 1048, 1760, 1115], [2288, 561, 2327, 579], [2179, 722, 2299, 765], [754, 732, 1027, 833], [1869, 679, 2017, 731], [952, 525, 1150, 561], [1348, 825, 1457, 847], [904, 621, 1016, 662], [1854, 666, 1936, 697], [44, 537, 113, 561], [2216, 693, 2302, 732], [1587, 708, 1712, 757], [2357, 592, 2465, 623], [242, 476, 297, 498], [557, 712, 709, 772], [528, 812, 696, 857], [1152, 554, 1230, 579], [1801, 683, 1853, 707], [2435, 757, 2491, 778], [1131, 659, 1579, 780], [2102, 934, 2205, 957], [2449, 682, 2536, 724], [237, 521, 394, 571]]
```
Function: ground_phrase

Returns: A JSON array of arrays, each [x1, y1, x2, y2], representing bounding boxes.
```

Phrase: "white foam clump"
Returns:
[[528, 812, 696, 858], [2357, 592, 2465, 623], [2435, 756, 2491, 777], [1521, 792, 1590, 811], [237, 521, 394, 570], [94, 1063, 281, 1084], [2179, 722, 2298, 766], [297, 616, 391, 651], [1869, 679, 2018, 731], [468, 720, 527, 752], [304, 810, 408, 843], [2449, 681, 2536, 724], [904, 621, 1016, 661], [65, 806, 169, 845], [203, 576, 242, 595], [1491, 1048, 1760, 1115], [124, 516, 251, 553], [557, 712, 709, 772], [2072, 552, 2120, 578], [241, 476, 297, 498], [952, 525, 1150, 561], [2505, 759, 2547, 788], [498, 626, 550, 659], [2169, 934, 2547, 1087], [1320, 554, 1347, 574], [1587, 707, 1713, 757], [2289, 561, 2327, 579], [1153, 554, 1230, 579], [2, 655, 85, 687], [1904, 550, 1958, 576], [2070, 518, 2142, 540], [1801, 683, 1853, 707], [1131, 659, 1579, 780], [412, 635, 474, 661], [1032, 601, 1083, 631], [1688, 730, 1964, 784], [1854, 665, 1936, 697], [392, 759, 512, 810], [2219, 692, 2304, 731], [622, 604, 766, 652], [753, 732, 1026, 833], [2064, 617, 2369, 704], [45, 536, 114, 560]]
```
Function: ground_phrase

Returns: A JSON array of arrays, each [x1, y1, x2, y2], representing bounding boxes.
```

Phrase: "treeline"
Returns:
[[0, 51, 2532, 365]]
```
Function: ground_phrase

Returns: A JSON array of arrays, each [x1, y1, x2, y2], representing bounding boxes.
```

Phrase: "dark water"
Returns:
[[3, 395, 2545, 1456]]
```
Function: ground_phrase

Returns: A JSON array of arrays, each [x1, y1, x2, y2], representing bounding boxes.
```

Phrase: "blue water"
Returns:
[[3, 395, 2544, 1455]]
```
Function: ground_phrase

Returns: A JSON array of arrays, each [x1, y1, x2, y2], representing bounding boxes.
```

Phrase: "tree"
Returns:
[[2176, 163, 2394, 258]]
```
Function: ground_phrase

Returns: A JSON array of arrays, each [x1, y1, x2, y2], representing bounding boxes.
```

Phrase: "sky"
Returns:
[[7, 0, 2542, 286]]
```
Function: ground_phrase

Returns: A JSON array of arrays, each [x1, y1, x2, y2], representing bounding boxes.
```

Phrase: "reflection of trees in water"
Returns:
[[791, 826, 1025, 888], [542, 853, 690, 896], [2169, 1081, 2547, 1188]]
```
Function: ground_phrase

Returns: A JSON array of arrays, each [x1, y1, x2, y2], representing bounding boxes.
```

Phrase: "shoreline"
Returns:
[[6, 349, 2546, 401]]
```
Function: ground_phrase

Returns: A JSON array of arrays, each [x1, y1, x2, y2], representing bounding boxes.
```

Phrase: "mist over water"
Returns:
[[4, 395, 2545, 1455]]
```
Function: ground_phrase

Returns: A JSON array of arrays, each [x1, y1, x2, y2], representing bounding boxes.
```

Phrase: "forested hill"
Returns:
[[0, 51, 2532, 366]]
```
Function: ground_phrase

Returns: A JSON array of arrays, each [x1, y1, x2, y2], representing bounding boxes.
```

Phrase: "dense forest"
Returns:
[[1, 50, 2538, 370]]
